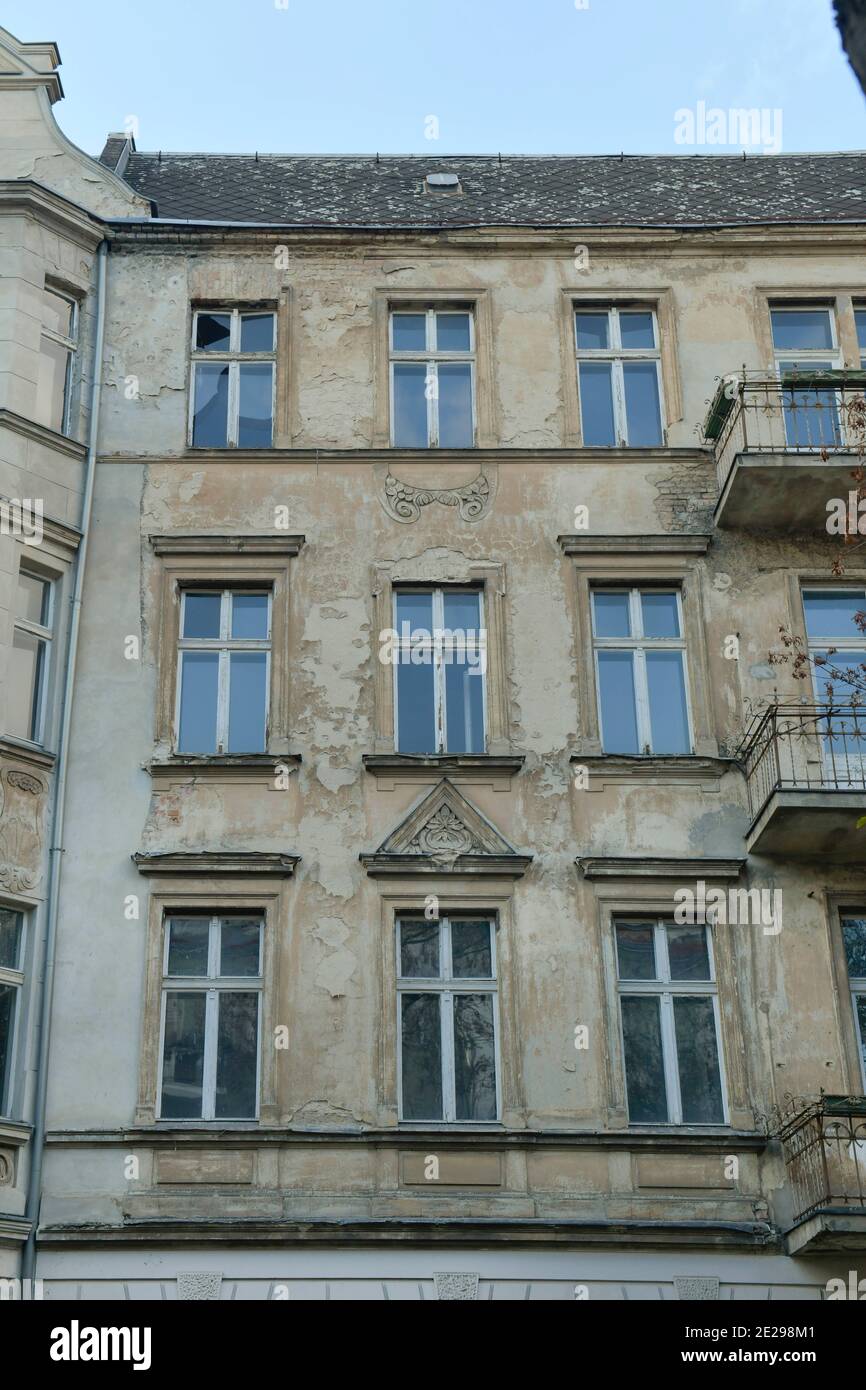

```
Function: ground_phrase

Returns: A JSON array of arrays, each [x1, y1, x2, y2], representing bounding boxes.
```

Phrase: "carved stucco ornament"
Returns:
[[0, 767, 45, 894], [406, 803, 485, 868], [381, 469, 492, 524]]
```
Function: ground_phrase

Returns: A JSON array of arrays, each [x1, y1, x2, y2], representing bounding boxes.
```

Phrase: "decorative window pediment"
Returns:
[[360, 778, 532, 878]]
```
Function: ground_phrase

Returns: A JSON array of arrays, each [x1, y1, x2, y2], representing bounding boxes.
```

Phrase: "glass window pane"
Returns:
[[621, 996, 667, 1122], [579, 361, 616, 445], [436, 313, 471, 352], [178, 651, 219, 753], [803, 590, 866, 639], [444, 648, 485, 753], [771, 308, 833, 351], [443, 590, 481, 632], [393, 363, 428, 446], [9, 628, 45, 740], [646, 651, 690, 754], [395, 657, 436, 753], [451, 921, 493, 978], [35, 335, 70, 433], [17, 572, 50, 626], [842, 916, 866, 978], [228, 652, 267, 752], [437, 363, 473, 447], [192, 362, 229, 447], [41, 288, 74, 338], [160, 992, 205, 1118], [399, 921, 440, 978], [0, 911, 22, 972], [395, 591, 433, 635], [597, 649, 639, 754], [855, 995, 866, 1077], [592, 591, 631, 638], [231, 592, 269, 639], [391, 313, 427, 351], [240, 313, 274, 353], [641, 591, 680, 639], [182, 592, 222, 639], [401, 993, 442, 1119], [615, 922, 656, 980], [575, 311, 610, 349], [673, 996, 724, 1123], [238, 362, 273, 447], [619, 311, 656, 349], [453, 993, 497, 1120], [667, 924, 712, 981], [623, 361, 662, 446], [220, 920, 261, 977], [215, 991, 258, 1118], [195, 313, 231, 352], [856, 309, 866, 352], [0, 983, 16, 1110], [166, 919, 210, 976]]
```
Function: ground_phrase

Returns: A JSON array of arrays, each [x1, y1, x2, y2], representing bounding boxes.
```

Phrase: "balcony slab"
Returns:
[[746, 789, 866, 861], [715, 452, 861, 532]]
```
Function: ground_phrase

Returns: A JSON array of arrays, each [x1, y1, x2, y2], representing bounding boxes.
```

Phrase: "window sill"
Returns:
[[570, 752, 736, 789], [146, 753, 301, 785], [0, 735, 56, 770], [364, 752, 523, 789]]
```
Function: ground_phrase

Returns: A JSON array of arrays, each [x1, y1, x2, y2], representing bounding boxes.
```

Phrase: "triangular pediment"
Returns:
[[361, 779, 532, 877]]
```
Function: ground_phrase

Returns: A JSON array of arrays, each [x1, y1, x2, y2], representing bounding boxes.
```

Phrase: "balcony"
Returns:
[[739, 702, 866, 861], [706, 371, 866, 531], [775, 1096, 866, 1253]]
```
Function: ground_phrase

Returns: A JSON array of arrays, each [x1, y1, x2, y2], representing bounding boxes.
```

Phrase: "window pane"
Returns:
[[178, 651, 219, 753], [220, 920, 261, 977], [399, 921, 440, 978], [579, 361, 616, 445], [160, 992, 205, 1118], [437, 363, 473, 447], [646, 651, 690, 754], [778, 364, 841, 448], [592, 591, 631, 638], [615, 922, 656, 980], [42, 288, 74, 338], [393, 363, 428, 446], [395, 591, 433, 635], [231, 592, 269, 639], [667, 924, 712, 981], [597, 649, 639, 754], [575, 311, 609, 349], [192, 362, 229, 446], [166, 919, 210, 976], [842, 916, 866, 978], [195, 313, 231, 351], [35, 335, 70, 433], [811, 649, 866, 702], [451, 921, 493, 978], [0, 983, 16, 1110], [17, 572, 50, 626], [803, 590, 865, 639], [436, 312, 471, 352], [0, 911, 22, 971], [182, 592, 222, 639], [641, 591, 680, 639], [215, 992, 258, 1118], [443, 590, 481, 632], [395, 658, 436, 753], [856, 309, 866, 351], [673, 996, 724, 1123], [238, 363, 273, 447], [771, 308, 833, 350], [444, 649, 485, 753], [453, 994, 497, 1120], [623, 361, 662, 446], [856, 995, 866, 1077], [9, 628, 45, 740], [228, 652, 267, 752], [619, 311, 656, 349], [391, 313, 427, 351], [621, 996, 667, 1122], [240, 313, 274, 353], [401, 993, 442, 1119]]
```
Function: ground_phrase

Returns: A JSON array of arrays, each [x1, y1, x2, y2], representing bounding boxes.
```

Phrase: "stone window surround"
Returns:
[[825, 892, 866, 1095], [752, 286, 866, 372], [147, 534, 304, 764], [185, 293, 292, 449], [372, 288, 497, 448], [559, 287, 683, 449]]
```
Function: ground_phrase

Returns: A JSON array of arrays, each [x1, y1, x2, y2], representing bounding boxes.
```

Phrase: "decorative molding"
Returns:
[[176, 1271, 222, 1301], [0, 182, 105, 249], [132, 851, 299, 877], [361, 778, 532, 878], [674, 1276, 720, 1301], [0, 408, 88, 461], [578, 857, 745, 881], [0, 764, 46, 894], [381, 468, 492, 524], [363, 753, 523, 789], [148, 533, 305, 557], [434, 1272, 480, 1301], [571, 753, 735, 790], [0, 1120, 32, 1148], [0, 738, 55, 772], [558, 534, 711, 557], [146, 754, 301, 786]]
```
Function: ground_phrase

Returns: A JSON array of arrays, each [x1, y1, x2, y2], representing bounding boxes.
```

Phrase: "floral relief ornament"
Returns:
[[382, 470, 491, 524], [407, 804, 484, 868], [0, 767, 44, 893]]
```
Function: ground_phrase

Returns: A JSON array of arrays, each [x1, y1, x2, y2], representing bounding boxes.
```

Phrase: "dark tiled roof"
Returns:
[[115, 152, 866, 228]]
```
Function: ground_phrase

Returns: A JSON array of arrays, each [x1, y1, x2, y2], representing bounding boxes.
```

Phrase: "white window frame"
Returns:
[[770, 304, 844, 449], [840, 913, 866, 1092], [574, 304, 664, 447], [12, 568, 54, 746], [157, 914, 263, 1122], [392, 586, 487, 754], [40, 287, 78, 435], [188, 308, 276, 448], [0, 909, 25, 1116], [615, 917, 728, 1126], [855, 304, 866, 370], [175, 588, 272, 754], [389, 307, 476, 447], [591, 587, 693, 755], [396, 914, 501, 1124], [802, 586, 866, 698]]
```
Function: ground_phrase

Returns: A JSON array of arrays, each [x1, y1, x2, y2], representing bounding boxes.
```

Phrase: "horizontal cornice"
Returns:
[[102, 446, 711, 466], [0, 180, 105, 247]]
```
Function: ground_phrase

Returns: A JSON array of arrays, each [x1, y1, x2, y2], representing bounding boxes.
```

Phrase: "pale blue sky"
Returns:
[[7, 0, 866, 156]]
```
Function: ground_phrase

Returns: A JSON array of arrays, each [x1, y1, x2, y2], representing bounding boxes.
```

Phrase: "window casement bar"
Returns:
[[188, 308, 276, 449], [591, 588, 693, 756], [175, 589, 272, 754], [389, 307, 476, 448], [392, 588, 487, 754]]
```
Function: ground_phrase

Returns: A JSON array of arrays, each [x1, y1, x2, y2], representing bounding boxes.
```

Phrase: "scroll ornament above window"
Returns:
[[380, 468, 493, 524]]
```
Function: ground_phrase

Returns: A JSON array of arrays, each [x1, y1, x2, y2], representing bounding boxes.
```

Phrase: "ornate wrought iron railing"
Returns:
[[774, 1096, 866, 1223], [738, 702, 866, 821]]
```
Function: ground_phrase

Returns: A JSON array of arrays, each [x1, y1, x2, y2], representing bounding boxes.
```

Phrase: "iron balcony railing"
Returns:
[[704, 370, 866, 495], [739, 702, 866, 822], [775, 1096, 866, 1225]]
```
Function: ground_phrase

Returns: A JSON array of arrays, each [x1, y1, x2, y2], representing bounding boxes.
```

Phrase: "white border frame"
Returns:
[[188, 308, 277, 448], [391, 586, 487, 754], [12, 567, 54, 747], [174, 588, 272, 754], [574, 304, 665, 448], [590, 586, 693, 755], [389, 307, 477, 448]]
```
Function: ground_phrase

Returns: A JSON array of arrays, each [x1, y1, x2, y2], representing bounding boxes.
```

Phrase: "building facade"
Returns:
[[0, 27, 865, 1299]]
